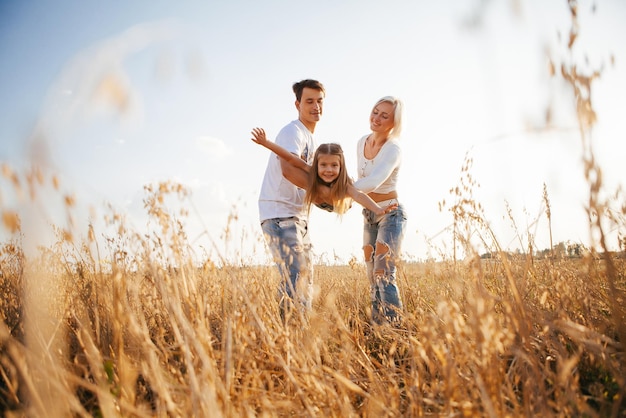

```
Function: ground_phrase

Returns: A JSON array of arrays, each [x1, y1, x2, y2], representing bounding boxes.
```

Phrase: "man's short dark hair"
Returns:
[[293, 79, 325, 102]]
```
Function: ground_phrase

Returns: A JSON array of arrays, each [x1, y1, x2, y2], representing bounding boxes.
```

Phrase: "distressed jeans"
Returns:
[[261, 216, 313, 313], [362, 204, 407, 324]]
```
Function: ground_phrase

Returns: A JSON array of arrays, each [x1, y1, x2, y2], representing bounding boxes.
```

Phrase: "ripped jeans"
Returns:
[[362, 204, 407, 324], [261, 216, 313, 313]]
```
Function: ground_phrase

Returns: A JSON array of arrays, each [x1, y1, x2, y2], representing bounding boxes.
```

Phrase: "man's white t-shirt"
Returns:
[[258, 119, 317, 222]]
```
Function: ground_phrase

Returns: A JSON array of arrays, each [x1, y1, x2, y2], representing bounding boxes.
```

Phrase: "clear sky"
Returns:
[[1, 0, 625, 264]]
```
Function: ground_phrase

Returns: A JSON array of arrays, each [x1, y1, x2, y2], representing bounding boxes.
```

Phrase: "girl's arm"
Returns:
[[347, 184, 397, 215], [251, 128, 310, 172]]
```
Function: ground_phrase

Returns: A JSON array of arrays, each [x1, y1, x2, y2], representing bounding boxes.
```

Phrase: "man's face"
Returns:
[[296, 87, 324, 127]]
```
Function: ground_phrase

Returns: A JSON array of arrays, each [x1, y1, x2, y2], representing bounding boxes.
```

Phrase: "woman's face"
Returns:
[[317, 154, 341, 184], [370, 101, 395, 135]]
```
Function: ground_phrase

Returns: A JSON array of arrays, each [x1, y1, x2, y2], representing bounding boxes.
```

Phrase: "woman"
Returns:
[[352, 96, 407, 325]]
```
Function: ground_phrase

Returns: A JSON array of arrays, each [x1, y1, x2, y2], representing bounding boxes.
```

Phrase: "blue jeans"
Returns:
[[362, 204, 407, 324], [261, 216, 313, 312]]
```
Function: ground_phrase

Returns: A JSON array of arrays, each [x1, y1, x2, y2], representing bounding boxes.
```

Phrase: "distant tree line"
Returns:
[[480, 240, 626, 260]]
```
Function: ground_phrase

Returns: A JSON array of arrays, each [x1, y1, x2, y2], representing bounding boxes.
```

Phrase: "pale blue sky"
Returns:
[[1, 0, 625, 263]]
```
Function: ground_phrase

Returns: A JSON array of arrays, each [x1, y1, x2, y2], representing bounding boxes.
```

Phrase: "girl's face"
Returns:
[[370, 101, 395, 135], [317, 154, 341, 184]]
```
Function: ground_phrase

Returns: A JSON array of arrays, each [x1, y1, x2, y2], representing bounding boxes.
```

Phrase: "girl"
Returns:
[[251, 127, 396, 216]]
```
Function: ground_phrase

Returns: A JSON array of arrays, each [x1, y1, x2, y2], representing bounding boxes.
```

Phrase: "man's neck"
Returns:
[[299, 119, 316, 133]]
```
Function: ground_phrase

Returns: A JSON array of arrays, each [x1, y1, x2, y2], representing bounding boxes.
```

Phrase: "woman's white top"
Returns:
[[353, 134, 401, 194]]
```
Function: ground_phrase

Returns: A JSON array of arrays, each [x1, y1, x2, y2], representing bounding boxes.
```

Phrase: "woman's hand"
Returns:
[[250, 127, 268, 146]]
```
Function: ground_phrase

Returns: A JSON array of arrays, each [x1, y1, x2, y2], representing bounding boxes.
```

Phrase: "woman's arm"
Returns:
[[251, 128, 310, 172], [353, 142, 401, 193], [347, 184, 397, 215]]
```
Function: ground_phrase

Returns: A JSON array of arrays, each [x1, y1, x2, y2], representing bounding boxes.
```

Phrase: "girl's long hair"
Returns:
[[304, 143, 353, 215]]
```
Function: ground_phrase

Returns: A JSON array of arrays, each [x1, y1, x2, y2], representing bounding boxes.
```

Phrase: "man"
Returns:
[[258, 79, 325, 316]]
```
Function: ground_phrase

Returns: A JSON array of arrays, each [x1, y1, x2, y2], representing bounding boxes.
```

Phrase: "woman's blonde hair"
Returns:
[[304, 143, 353, 215]]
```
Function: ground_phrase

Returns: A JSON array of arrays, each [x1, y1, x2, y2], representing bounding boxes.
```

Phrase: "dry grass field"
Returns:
[[0, 176, 625, 417]]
